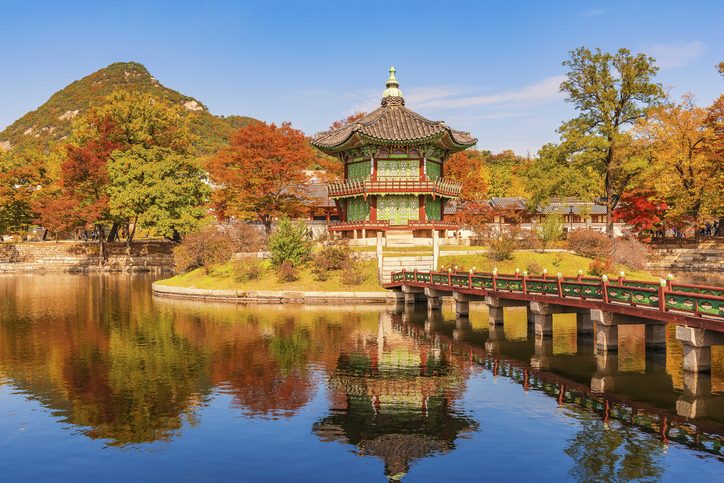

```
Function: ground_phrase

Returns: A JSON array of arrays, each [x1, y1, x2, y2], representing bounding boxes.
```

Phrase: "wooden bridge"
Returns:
[[385, 269, 724, 374]]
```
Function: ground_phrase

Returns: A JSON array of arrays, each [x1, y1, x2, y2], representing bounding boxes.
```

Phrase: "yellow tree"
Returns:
[[634, 94, 721, 228]]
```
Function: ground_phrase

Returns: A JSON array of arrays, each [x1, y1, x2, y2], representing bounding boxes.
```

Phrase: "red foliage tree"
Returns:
[[613, 190, 668, 239], [445, 150, 489, 201], [208, 122, 315, 233]]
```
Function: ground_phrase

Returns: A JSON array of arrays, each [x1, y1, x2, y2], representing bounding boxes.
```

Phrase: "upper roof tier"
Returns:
[[312, 67, 477, 154]]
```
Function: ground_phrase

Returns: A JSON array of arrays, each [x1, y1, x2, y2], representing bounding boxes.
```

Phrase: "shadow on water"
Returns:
[[0, 274, 721, 481]]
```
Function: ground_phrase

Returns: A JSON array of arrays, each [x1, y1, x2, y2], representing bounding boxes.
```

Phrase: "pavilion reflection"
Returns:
[[313, 310, 478, 481]]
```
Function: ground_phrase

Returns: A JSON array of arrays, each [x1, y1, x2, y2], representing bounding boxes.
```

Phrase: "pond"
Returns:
[[0, 274, 722, 481]]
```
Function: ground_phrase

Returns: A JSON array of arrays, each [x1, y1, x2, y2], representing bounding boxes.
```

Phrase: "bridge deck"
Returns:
[[385, 270, 724, 331]]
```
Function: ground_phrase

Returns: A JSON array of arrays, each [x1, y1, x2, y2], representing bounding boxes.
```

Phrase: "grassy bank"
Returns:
[[438, 251, 658, 281], [157, 259, 385, 292]]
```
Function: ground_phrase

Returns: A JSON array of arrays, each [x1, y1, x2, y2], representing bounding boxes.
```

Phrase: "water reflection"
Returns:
[[0, 274, 722, 481]]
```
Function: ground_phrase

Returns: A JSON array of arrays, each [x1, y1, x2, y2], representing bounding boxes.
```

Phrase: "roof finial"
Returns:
[[382, 66, 404, 104]]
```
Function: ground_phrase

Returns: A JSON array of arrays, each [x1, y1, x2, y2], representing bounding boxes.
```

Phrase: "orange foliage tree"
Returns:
[[208, 122, 315, 233], [445, 149, 489, 201]]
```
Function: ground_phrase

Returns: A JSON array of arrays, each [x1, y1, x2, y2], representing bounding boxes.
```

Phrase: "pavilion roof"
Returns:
[[312, 68, 477, 153]]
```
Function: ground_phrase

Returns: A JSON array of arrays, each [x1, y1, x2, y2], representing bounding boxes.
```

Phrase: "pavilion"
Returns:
[[312, 67, 477, 246]]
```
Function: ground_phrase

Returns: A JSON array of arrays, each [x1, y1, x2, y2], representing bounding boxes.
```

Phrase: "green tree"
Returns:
[[0, 149, 50, 236], [267, 218, 312, 267], [108, 146, 210, 243], [560, 47, 664, 236], [536, 214, 564, 252]]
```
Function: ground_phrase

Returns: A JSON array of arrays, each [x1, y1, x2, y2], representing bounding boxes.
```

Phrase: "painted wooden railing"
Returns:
[[326, 177, 462, 198], [390, 269, 724, 320]]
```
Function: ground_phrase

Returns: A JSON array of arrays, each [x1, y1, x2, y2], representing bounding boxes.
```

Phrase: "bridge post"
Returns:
[[591, 310, 618, 353], [645, 323, 667, 353], [485, 295, 527, 326], [488, 306, 504, 326], [424, 309, 444, 333], [591, 352, 618, 393], [454, 317, 472, 340], [453, 292, 470, 318], [530, 334, 552, 370], [675, 326, 724, 373], [485, 324, 505, 353], [402, 285, 425, 306], [424, 287, 442, 311], [676, 372, 714, 419], [576, 312, 593, 335]]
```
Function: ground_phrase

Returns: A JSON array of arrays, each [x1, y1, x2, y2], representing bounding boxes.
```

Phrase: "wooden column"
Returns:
[[370, 195, 377, 221], [419, 196, 425, 221]]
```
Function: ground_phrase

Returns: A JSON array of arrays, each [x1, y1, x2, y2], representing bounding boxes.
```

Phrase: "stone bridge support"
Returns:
[[485, 296, 527, 326], [485, 325, 505, 353], [401, 285, 425, 306], [676, 372, 715, 419], [424, 287, 443, 311], [529, 301, 590, 338], [591, 310, 668, 354], [425, 310, 444, 334], [591, 353, 618, 393], [454, 317, 472, 340], [453, 292, 471, 318], [675, 326, 724, 373], [530, 334, 552, 370]]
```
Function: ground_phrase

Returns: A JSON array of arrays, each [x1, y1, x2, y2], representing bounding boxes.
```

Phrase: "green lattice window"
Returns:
[[425, 196, 441, 220], [377, 195, 419, 225], [347, 161, 370, 180], [377, 159, 419, 179], [425, 161, 441, 180], [346, 197, 370, 221]]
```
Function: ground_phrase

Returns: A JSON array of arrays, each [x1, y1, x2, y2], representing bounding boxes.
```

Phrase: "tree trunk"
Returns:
[[107, 222, 120, 243], [263, 216, 273, 235], [605, 146, 615, 238], [97, 225, 107, 265]]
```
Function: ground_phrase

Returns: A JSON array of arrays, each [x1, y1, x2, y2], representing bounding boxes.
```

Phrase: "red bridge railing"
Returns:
[[389, 269, 724, 321]]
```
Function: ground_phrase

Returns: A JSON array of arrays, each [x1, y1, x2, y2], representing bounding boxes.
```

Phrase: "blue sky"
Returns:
[[1, 0, 722, 155]]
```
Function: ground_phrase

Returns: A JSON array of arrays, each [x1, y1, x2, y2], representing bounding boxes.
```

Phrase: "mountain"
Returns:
[[0, 62, 256, 155]]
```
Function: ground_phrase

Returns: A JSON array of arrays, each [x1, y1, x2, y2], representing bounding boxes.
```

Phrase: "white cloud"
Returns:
[[413, 75, 566, 111], [647, 41, 707, 69]]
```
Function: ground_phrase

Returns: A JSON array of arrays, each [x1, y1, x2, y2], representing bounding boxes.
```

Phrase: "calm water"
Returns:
[[0, 274, 722, 482]]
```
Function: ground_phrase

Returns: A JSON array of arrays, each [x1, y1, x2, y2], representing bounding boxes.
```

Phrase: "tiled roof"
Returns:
[[489, 197, 527, 210], [312, 99, 477, 151]]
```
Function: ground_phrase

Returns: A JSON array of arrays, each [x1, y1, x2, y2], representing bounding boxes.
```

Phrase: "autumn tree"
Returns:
[[311, 112, 369, 182], [108, 146, 210, 243], [0, 149, 50, 236], [633, 94, 720, 229], [445, 149, 490, 200], [613, 190, 667, 239], [560, 47, 664, 236], [208, 122, 314, 233], [486, 150, 528, 198], [329, 112, 367, 130]]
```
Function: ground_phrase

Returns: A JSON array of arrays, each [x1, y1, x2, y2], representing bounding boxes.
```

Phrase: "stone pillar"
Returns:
[[402, 285, 425, 306], [526, 306, 534, 325], [645, 323, 667, 353], [485, 325, 505, 353], [531, 334, 552, 370], [425, 310, 443, 334], [376, 231, 383, 282], [454, 317, 472, 340], [576, 333, 595, 356], [591, 352, 618, 392], [675, 326, 724, 373], [595, 323, 618, 353], [424, 287, 442, 311], [353, 229, 358, 239], [432, 229, 440, 271], [533, 314, 553, 337], [453, 292, 469, 318], [676, 372, 713, 419], [488, 306, 504, 326], [576, 311, 593, 335]]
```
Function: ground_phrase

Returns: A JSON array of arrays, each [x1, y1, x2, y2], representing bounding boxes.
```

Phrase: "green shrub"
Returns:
[[233, 258, 265, 282], [174, 225, 234, 273], [276, 261, 298, 282], [567, 229, 611, 258], [268, 218, 312, 267]]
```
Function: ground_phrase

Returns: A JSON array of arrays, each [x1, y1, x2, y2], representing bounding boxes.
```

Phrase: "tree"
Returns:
[[613, 190, 667, 239], [267, 217, 312, 267], [633, 94, 719, 229], [445, 149, 490, 200], [560, 47, 664, 236], [536, 214, 563, 252], [0, 149, 49, 236], [108, 146, 210, 243], [329, 112, 367, 130], [208, 122, 314, 234], [486, 150, 528, 198]]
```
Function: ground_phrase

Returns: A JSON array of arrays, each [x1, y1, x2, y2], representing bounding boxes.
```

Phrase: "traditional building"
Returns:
[[312, 67, 477, 245]]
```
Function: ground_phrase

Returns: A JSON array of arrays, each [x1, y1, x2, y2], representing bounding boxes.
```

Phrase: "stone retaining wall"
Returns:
[[647, 240, 724, 273], [152, 282, 394, 304], [0, 241, 174, 273]]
